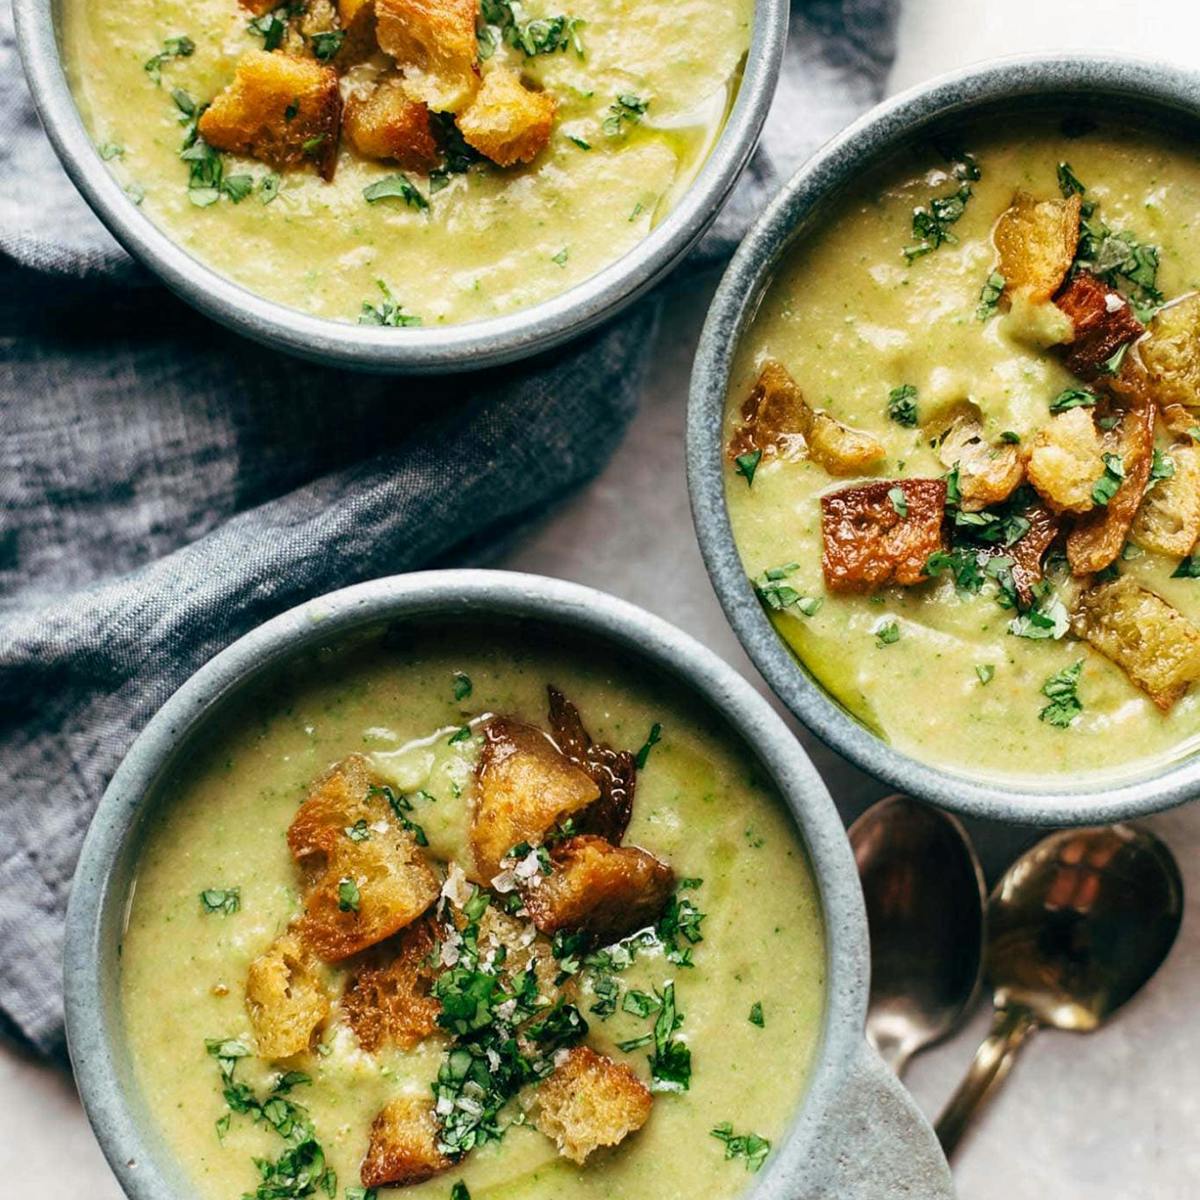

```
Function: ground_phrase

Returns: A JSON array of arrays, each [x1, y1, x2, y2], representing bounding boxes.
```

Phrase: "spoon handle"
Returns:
[[934, 1004, 1038, 1158]]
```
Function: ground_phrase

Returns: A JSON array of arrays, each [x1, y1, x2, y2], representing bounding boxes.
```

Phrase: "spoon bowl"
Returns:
[[851, 795, 986, 1074]]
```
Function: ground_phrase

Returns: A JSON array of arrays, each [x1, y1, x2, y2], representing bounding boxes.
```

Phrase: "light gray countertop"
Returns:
[[6, 2, 1200, 1195]]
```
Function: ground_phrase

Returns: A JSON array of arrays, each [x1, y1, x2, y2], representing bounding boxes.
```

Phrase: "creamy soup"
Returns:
[[725, 115, 1200, 784], [120, 625, 824, 1199], [63, 0, 751, 325]]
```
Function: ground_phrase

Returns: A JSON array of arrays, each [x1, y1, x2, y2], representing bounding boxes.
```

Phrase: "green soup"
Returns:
[[62, 0, 752, 325], [119, 625, 824, 1199], [725, 115, 1200, 785]]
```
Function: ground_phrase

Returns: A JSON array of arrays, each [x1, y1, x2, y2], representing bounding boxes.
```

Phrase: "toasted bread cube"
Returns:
[[1066, 402, 1156, 575], [1025, 407, 1104, 514], [342, 915, 440, 1052], [344, 77, 439, 169], [533, 1046, 652, 1164], [1131, 442, 1200, 557], [1074, 577, 1200, 710], [288, 755, 440, 961], [936, 409, 1023, 511], [457, 68, 555, 167], [820, 479, 947, 592], [994, 192, 1081, 302], [375, 0, 477, 112], [477, 907, 561, 999], [198, 50, 342, 181], [337, 0, 378, 61], [299, 0, 339, 39], [521, 835, 675, 940], [728, 360, 885, 475], [361, 1096, 451, 1188], [1055, 270, 1145, 380], [245, 930, 330, 1059], [1132, 292, 1200, 415], [546, 686, 635, 845], [472, 719, 599, 881]]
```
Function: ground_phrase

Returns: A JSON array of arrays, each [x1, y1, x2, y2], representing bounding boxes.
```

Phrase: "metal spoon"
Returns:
[[935, 824, 1183, 1158], [851, 795, 987, 1075]]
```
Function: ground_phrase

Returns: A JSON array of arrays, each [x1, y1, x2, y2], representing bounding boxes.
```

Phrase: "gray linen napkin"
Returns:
[[0, 0, 898, 1055]]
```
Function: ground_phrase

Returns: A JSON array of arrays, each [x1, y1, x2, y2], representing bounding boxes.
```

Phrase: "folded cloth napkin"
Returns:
[[0, 0, 898, 1056]]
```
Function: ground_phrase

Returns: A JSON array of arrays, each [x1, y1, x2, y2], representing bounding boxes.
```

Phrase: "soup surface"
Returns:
[[63, 0, 751, 325], [120, 625, 824, 1199], [725, 115, 1200, 784]]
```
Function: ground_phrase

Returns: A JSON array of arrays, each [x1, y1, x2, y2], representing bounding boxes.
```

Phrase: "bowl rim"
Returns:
[[13, 0, 787, 374], [63, 569, 869, 1199], [687, 51, 1200, 827]]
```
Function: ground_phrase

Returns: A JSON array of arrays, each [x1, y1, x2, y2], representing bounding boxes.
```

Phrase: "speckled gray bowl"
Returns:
[[688, 54, 1200, 828], [14, 0, 785, 373], [64, 570, 953, 1200]]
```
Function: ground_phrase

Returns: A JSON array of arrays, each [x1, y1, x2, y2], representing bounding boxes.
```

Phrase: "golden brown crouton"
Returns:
[[374, 0, 478, 112], [820, 479, 947, 592], [288, 756, 440, 962], [198, 51, 342, 181], [457, 67, 556, 167], [994, 192, 1082, 302], [361, 1096, 451, 1188], [1074, 577, 1200, 710], [337, 0, 378, 61], [343, 77, 440, 169], [472, 719, 599, 881], [728, 360, 885, 476], [936, 408, 1023, 511], [533, 1046, 652, 1164], [245, 929, 330, 1059], [521, 835, 675, 940], [1130, 442, 1200, 557], [1066, 402, 1156, 575], [299, 0, 339, 41], [1129, 292, 1200, 417], [1055, 270, 1145, 380], [546, 686, 635, 845], [1025, 407, 1104, 514], [477, 907, 561, 1000], [342, 915, 440, 1053]]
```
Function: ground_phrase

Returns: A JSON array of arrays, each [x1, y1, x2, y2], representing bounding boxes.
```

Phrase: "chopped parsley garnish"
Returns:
[[589, 973, 619, 1017], [903, 150, 979, 262], [925, 547, 984, 594], [144, 35, 194, 86], [345, 819, 371, 843], [1049, 387, 1097, 413], [222, 173, 254, 203], [616, 1033, 653, 1052], [751, 562, 821, 615], [200, 887, 241, 915], [248, 9, 288, 50], [345, 1190, 377, 1200], [1057, 161, 1088, 201], [363, 173, 430, 210], [888, 486, 908, 518], [453, 671, 473, 701], [711, 1123, 771, 1172], [1149, 449, 1175, 488], [976, 271, 1005, 320], [634, 723, 662, 769], [975, 664, 995, 684], [450, 1186, 470, 1200], [261, 173, 281, 203], [1000, 431, 1020, 444], [734, 449, 762, 485], [1092, 452, 1125, 507], [477, 0, 584, 59], [337, 877, 360, 912], [603, 94, 648, 137], [887, 383, 919, 427], [1007, 580, 1069, 641], [309, 29, 345, 60], [623, 989, 662, 1018], [647, 981, 690, 1092], [1172, 556, 1200, 579], [98, 142, 124, 161], [551, 247, 569, 267], [567, 135, 592, 150], [874, 620, 900, 646], [367, 783, 429, 846], [1103, 342, 1131, 376], [358, 279, 421, 327], [748, 1001, 764, 1027], [1073, 213, 1163, 321], [1039, 660, 1084, 728]]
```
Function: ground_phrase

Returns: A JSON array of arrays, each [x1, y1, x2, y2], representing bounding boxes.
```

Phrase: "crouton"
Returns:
[[374, 0, 478, 112], [299, 0, 339, 41], [342, 915, 440, 1052], [1054, 270, 1145, 380], [936, 408, 1023, 511], [546, 686, 635, 845], [994, 192, 1082, 302], [288, 755, 440, 961], [197, 51, 342, 181], [337, 0, 378, 61], [1025, 407, 1104, 514], [1066, 402, 1156, 576], [477, 906, 561, 999], [520, 835, 674, 940], [820, 479, 947, 592], [344, 77, 439, 169], [361, 1096, 451, 1188], [1127, 292, 1200, 417], [533, 1046, 652, 1164], [728, 360, 885, 476], [473, 719, 600, 881], [979, 502, 1061, 607], [1073, 576, 1200, 710], [1130, 442, 1200, 557], [245, 929, 330, 1059], [239, 0, 280, 17], [457, 67, 556, 167]]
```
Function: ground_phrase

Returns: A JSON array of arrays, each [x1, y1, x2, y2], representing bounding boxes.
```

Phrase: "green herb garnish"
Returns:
[[734, 449, 762, 485], [1172, 556, 1200, 579], [1149, 448, 1176, 488], [363, 173, 429, 210], [309, 29, 345, 60], [874, 620, 900, 646], [976, 271, 1005, 320], [603, 94, 648, 137], [634, 723, 662, 769], [648, 981, 690, 1092], [711, 1124, 770, 1172], [144, 35, 194, 86], [975, 664, 995, 684], [888, 486, 909, 518], [1049, 387, 1097, 413], [358, 279, 421, 327], [752, 562, 821, 615], [337, 877, 360, 912], [200, 887, 241, 915], [887, 383, 918, 427], [1039, 660, 1084, 728], [903, 150, 978, 262], [748, 1001, 764, 1027], [1092, 452, 1125, 507]]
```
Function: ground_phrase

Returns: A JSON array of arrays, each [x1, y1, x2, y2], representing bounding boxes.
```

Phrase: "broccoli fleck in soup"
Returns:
[[725, 114, 1200, 785], [62, 0, 752, 326], [119, 626, 824, 1199]]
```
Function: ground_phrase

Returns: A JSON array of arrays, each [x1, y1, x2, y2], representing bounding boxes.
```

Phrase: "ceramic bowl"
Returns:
[[64, 570, 952, 1200], [688, 54, 1200, 826], [14, 0, 786, 373]]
